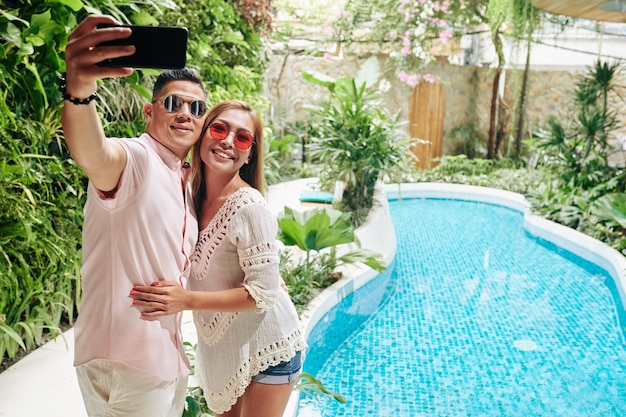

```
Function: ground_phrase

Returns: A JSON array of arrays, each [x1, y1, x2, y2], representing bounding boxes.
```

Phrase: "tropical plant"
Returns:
[[0, 2, 87, 359], [278, 205, 385, 312], [574, 60, 622, 164], [0, 105, 84, 364], [162, 0, 270, 112], [295, 372, 346, 404], [592, 193, 626, 230], [448, 125, 486, 158], [588, 192, 626, 253], [182, 341, 212, 417], [303, 58, 418, 227], [264, 128, 302, 185], [264, 116, 324, 185], [587, 193, 626, 253], [527, 60, 624, 191]]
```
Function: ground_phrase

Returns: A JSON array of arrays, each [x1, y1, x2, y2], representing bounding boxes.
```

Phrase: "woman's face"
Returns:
[[199, 108, 255, 176]]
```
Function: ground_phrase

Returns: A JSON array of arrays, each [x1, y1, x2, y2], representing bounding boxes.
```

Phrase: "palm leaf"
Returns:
[[591, 193, 626, 229]]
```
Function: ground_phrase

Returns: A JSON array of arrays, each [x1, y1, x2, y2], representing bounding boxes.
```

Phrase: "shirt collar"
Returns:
[[140, 133, 187, 171]]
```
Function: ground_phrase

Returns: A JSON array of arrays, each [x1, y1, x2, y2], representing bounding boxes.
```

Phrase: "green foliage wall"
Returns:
[[166, 0, 268, 108], [0, 0, 270, 364], [0, 1, 84, 363]]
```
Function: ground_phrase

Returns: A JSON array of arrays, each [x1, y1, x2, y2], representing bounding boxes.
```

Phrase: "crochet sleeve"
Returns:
[[228, 202, 281, 312]]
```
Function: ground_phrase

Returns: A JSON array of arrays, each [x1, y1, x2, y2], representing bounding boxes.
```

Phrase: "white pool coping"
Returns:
[[283, 181, 626, 417]]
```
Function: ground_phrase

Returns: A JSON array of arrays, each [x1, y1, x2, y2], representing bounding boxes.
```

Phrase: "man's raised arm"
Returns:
[[61, 15, 134, 191]]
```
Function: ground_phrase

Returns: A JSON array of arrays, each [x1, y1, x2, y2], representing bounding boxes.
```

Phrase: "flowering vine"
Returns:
[[324, 0, 484, 88]]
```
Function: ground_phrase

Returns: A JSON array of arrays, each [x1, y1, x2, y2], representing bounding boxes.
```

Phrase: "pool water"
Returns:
[[297, 198, 626, 417]]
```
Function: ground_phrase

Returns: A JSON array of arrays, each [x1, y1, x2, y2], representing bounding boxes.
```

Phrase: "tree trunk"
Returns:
[[495, 95, 511, 158], [487, 68, 501, 159], [514, 33, 532, 157], [487, 29, 505, 160]]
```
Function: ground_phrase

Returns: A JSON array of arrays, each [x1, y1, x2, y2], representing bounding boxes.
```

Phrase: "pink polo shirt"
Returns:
[[73, 133, 198, 382]]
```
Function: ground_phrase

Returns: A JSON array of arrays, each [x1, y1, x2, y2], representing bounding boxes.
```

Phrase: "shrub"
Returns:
[[303, 58, 418, 227]]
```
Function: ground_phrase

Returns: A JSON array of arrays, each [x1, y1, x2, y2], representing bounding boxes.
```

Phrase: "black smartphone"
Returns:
[[96, 25, 188, 69]]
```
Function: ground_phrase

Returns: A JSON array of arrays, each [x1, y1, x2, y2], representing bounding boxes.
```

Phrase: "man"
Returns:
[[61, 15, 205, 417]]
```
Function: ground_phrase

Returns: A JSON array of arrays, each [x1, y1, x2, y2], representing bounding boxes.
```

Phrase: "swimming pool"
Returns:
[[293, 184, 626, 417]]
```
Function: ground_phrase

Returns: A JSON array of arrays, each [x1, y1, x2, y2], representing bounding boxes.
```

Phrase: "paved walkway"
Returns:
[[0, 326, 85, 417]]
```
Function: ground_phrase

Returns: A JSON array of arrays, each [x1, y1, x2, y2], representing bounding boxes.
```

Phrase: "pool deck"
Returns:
[[2, 181, 626, 417]]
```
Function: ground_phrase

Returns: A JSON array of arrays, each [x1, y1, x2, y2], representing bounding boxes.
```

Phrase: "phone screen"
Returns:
[[96, 25, 188, 69]]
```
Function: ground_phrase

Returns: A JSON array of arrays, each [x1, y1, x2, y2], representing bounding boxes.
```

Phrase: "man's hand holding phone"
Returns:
[[63, 15, 189, 105], [63, 15, 135, 98]]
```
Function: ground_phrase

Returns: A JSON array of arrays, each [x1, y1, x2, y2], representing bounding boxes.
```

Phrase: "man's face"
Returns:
[[144, 80, 206, 159]]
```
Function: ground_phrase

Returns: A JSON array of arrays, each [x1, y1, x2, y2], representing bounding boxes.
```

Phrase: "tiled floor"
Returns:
[[0, 178, 319, 417]]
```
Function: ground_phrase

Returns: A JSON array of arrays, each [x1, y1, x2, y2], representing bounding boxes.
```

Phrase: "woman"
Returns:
[[130, 100, 306, 417]]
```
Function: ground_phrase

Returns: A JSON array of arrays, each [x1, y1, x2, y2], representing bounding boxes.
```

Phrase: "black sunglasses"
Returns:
[[153, 94, 207, 119]]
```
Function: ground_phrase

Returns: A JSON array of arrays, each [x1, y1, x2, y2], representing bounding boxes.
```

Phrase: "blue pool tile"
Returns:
[[298, 198, 626, 417]]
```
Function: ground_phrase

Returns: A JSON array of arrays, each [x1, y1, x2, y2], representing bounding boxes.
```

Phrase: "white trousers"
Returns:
[[76, 360, 188, 417]]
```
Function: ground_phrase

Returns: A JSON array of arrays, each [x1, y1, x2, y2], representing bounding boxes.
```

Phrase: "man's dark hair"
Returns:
[[152, 68, 206, 99]]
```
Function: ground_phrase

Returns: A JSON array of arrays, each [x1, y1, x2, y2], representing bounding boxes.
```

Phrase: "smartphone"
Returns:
[[96, 25, 188, 69]]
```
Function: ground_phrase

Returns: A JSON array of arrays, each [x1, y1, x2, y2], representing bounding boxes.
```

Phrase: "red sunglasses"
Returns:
[[208, 122, 255, 150]]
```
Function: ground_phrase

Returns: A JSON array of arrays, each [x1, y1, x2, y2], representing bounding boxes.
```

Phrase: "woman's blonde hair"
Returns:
[[190, 100, 265, 215]]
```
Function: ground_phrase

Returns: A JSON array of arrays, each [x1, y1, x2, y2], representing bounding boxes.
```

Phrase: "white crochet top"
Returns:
[[189, 187, 306, 414]]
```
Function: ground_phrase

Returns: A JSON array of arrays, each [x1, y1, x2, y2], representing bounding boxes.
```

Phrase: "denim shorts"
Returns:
[[251, 351, 303, 385]]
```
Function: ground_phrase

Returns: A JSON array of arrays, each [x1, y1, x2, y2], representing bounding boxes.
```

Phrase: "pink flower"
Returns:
[[423, 73, 436, 83], [398, 0, 410, 12], [401, 47, 411, 56], [398, 71, 409, 82], [403, 36, 411, 46], [439, 32, 453, 41], [406, 74, 419, 88], [323, 52, 331, 59]]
